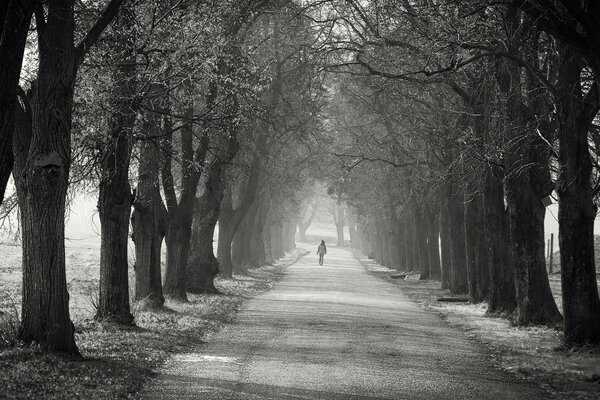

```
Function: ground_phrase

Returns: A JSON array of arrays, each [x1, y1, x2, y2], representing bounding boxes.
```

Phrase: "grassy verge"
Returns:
[[0, 248, 306, 399], [354, 252, 600, 400]]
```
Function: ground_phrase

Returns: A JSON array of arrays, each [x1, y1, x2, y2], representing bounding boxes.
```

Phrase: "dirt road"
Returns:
[[140, 245, 551, 399]]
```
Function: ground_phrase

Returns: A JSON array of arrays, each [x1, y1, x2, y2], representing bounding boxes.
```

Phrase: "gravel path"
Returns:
[[139, 244, 551, 399]]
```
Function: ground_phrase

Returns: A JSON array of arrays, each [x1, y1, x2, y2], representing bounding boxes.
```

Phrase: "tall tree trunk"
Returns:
[[556, 41, 600, 344], [96, 7, 135, 324], [257, 193, 272, 266], [484, 167, 516, 315], [217, 157, 261, 278], [448, 176, 468, 294], [335, 203, 345, 247], [299, 197, 319, 241], [404, 212, 416, 272], [348, 211, 358, 249], [232, 197, 258, 273], [498, 6, 561, 326], [188, 192, 220, 294], [415, 205, 430, 278], [162, 103, 208, 300], [218, 187, 235, 278], [427, 202, 441, 280], [439, 187, 452, 290], [464, 193, 489, 303], [12, 1, 81, 355], [131, 136, 165, 309]]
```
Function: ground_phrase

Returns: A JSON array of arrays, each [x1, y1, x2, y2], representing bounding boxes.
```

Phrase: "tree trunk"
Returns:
[[0, 1, 35, 204], [448, 177, 468, 294], [464, 193, 489, 303], [256, 194, 272, 266], [427, 203, 441, 280], [217, 188, 235, 278], [299, 197, 319, 241], [162, 101, 208, 301], [335, 203, 345, 247], [498, 5, 561, 326], [556, 41, 600, 344], [188, 193, 220, 294], [217, 157, 261, 278], [131, 137, 165, 309], [232, 198, 257, 273], [439, 196, 452, 290], [13, 2, 80, 355], [96, 7, 135, 324], [348, 212, 358, 249], [404, 212, 416, 272], [484, 167, 515, 315], [415, 205, 430, 278]]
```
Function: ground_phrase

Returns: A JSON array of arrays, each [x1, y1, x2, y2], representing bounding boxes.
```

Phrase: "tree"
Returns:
[[13, 0, 125, 354], [96, 5, 136, 325]]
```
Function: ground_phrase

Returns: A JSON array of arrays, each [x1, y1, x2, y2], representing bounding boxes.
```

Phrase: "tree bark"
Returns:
[[439, 186, 452, 290], [484, 167, 516, 315], [131, 136, 165, 309], [426, 202, 441, 280], [448, 175, 468, 294], [556, 41, 600, 344], [96, 7, 135, 325], [464, 193, 489, 303]]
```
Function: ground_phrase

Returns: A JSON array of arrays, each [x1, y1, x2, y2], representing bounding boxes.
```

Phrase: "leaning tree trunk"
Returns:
[[96, 7, 135, 324], [484, 167, 516, 315], [556, 42, 600, 344], [12, 3, 79, 355], [131, 137, 165, 309], [0, 1, 35, 204]]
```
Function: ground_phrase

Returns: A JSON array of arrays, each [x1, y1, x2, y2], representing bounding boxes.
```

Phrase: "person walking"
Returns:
[[317, 240, 327, 266]]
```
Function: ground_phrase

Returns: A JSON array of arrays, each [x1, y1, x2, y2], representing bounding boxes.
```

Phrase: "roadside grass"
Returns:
[[356, 253, 600, 400], [0, 242, 304, 399]]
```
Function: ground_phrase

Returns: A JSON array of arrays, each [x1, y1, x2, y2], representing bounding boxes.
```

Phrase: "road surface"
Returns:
[[140, 245, 551, 399]]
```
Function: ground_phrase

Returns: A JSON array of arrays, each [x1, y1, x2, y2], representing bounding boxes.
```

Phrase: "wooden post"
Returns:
[[549, 233, 554, 274]]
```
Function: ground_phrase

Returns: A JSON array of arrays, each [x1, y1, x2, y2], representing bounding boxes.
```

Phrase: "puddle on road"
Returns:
[[174, 354, 238, 363]]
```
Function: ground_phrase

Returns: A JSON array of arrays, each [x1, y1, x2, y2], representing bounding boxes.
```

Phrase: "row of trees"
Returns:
[[1, 0, 325, 355], [312, 0, 600, 346]]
